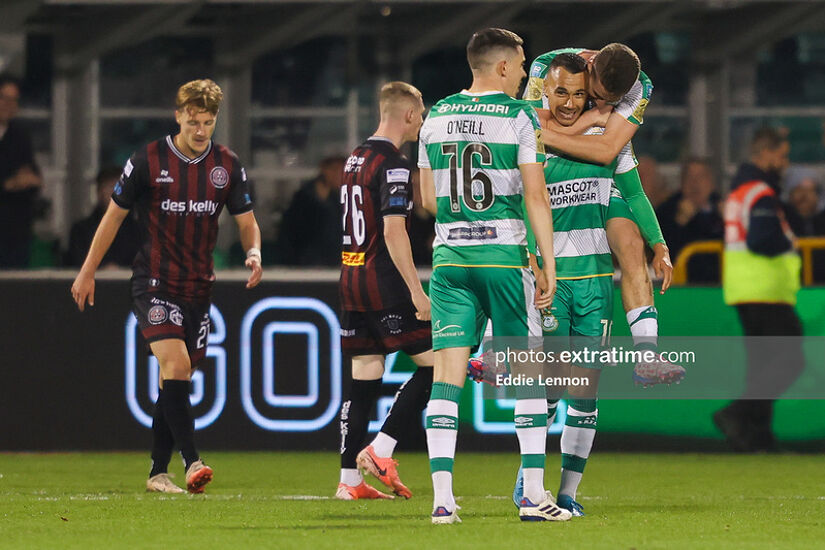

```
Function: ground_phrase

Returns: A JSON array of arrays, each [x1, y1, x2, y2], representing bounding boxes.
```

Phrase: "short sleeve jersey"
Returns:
[[418, 91, 544, 269], [542, 127, 637, 279], [339, 137, 415, 312], [112, 136, 253, 299], [524, 48, 654, 126]]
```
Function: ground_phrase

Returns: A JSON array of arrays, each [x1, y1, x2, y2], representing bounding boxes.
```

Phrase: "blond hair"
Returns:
[[379, 81, 422, 114], [175, 79, 223, 115]]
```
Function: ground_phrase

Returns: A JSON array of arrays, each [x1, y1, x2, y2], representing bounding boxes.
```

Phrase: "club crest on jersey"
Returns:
[[210, 166, 229, 189], [148, 305, 167, 325], [542, 312, 559, 333], [169, 308, 184, 327]]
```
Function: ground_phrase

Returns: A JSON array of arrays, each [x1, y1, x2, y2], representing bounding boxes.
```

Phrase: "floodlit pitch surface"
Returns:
[[1, 452, 823, 549]]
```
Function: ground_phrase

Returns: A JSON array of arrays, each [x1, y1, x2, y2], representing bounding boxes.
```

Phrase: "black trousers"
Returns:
[[731, 303, 804, 427]]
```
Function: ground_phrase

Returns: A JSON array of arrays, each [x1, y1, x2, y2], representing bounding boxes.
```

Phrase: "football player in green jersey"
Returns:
[[418, 28, 570, 524], [525, 45, 684, 386], [514, 52, 673, 517]]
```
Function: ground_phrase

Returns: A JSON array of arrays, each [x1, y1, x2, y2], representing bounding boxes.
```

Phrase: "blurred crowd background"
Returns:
[[2, 1, 825, 283]]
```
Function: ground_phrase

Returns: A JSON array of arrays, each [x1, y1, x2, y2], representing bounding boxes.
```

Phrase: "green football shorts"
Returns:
[[607, 189, 638, 223], [546, 275, 614, 339], [429, 265, 541, 351]]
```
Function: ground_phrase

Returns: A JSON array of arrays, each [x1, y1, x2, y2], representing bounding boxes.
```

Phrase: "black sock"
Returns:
[[149, 388, 175, 478], [380, 366, 433, 442], [162, 380, 199, 470], [340, 378, 382, 469]]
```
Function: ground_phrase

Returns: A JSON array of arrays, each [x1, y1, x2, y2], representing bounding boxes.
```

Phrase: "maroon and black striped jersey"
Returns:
[[339, 137, 415, 312], [112, 135, 253, 300]]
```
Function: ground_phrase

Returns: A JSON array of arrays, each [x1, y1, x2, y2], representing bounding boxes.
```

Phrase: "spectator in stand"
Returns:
[[66, 166, 141, 268], [783, 168, 825, 236], [636, 155, 671, 209], [275, 156, 345, 266], [656, 157, 724, 282], [782, 167, 825, 282], [0, 74, 42, 268], [408, 169, 434, 266]]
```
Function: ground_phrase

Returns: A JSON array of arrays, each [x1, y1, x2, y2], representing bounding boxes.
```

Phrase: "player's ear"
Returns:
[[174, 109, 182, 125], [497, 58, 508, 78]]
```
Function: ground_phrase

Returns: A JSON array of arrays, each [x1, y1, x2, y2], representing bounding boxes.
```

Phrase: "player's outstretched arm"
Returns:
[[542, 112, 638, 165], [71, 200, 130, 311], [521, 163, 556, 309], [613, 167, 672, 293], [419, 168, 437, 216], [234, 211, 262, 289], [384, 216, 430, 321]]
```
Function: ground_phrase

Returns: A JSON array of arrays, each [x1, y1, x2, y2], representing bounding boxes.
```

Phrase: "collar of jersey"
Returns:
[[166, 135, 213, 164], [367, 136, 394, 145], [459, 89, 507, 97]]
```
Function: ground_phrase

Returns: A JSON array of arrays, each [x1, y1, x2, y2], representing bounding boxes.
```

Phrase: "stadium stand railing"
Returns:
[[672, 238, 825, 285]]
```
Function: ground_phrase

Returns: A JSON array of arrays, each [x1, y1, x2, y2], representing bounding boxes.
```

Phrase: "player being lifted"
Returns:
[[419, 28, 570, 524], [513, 53, 669, 516], [336, 82, 434, 501], [525, 45, 683, 386], [71, 79, 262, 494]]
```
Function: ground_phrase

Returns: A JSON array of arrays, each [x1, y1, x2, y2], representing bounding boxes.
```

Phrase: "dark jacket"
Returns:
[[66, 206, 141, 268], [730, 163, 793, 257], [0, 120, 40, 268], [275, 179, 341, 266], [657, 191, 724, 283]]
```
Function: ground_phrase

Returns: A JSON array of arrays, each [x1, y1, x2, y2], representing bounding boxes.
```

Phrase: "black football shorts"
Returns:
[[132, 292, 211, 368], [340, 300, 431, 357]]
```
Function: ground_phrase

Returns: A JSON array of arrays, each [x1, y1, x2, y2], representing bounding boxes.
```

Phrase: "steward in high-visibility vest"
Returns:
[[716, 127, 801, 454], [723, 164, 800, 306]]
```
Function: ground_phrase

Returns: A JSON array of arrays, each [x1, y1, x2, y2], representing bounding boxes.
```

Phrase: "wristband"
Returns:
[[246, 247, 261, 260]]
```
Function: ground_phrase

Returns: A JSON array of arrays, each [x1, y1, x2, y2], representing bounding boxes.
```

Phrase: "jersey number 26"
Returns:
[[341, 184, 365, 246]]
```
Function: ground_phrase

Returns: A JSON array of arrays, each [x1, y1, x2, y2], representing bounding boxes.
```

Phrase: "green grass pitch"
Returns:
[[2, 451, 823, 549]]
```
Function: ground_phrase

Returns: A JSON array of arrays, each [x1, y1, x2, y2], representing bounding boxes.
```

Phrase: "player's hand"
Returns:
[[535, 266, 556, 309], [652, 243, 673, 294], [245, 254, 263, 289], [581, 103, 613, 128], [675, 198, 698, 226], [412, 289, 431, 321], [71, 270, 96, 312], [534, 264, 549, 295]]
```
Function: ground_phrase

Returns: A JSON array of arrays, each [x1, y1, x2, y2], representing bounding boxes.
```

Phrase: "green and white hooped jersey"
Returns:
[[418, 90, 544, 269], [524, 48, 653, 126], [543, 127, 637, 279]]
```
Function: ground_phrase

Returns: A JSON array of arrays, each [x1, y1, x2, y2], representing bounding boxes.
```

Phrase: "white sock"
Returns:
[[559, 403, 598, 500], [371, 432, 397, 458], [627, 305, 658, 350], [426, 386, 460, 511], [515, 397, 547, 504], [558, 470, 583, 500], [431, 471, 455, 510], [340, 468, 362, 486]]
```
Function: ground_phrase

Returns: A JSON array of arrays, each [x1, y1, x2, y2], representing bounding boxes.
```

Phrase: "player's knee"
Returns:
[[159, 355, 192, 380]]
